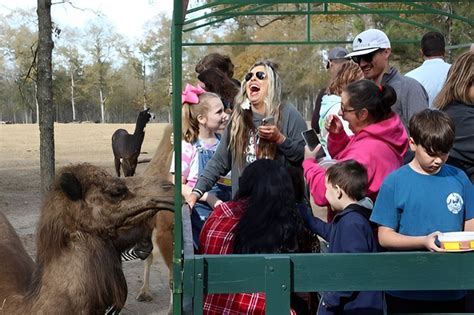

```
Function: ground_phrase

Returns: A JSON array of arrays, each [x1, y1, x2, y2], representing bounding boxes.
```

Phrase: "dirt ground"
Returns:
[[0, 122, 171, 314]]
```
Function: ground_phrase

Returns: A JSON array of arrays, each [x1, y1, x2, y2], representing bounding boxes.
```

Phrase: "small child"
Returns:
[[370, 109, 474, 312], [171, 83, 231, 248], [299, 159, 383, 315], [318, 62, 363, 156]]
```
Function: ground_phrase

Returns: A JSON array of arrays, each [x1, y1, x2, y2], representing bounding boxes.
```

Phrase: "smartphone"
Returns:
[[301, 128, 326, 158], [261, 116, 274, 126]]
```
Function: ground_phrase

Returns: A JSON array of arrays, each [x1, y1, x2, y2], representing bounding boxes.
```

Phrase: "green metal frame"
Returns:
[[171, 1, 474, 314]]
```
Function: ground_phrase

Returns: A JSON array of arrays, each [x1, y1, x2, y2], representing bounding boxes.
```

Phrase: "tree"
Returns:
[[141, 14, 173, 120], [36, 0, 55, 195], [83, 22, 117, 123], [55, 28, 85, 122], [0, 9, 38, 123]]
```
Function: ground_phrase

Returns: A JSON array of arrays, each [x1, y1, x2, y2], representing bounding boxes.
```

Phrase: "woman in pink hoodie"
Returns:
[[304, 79, 408, 220]]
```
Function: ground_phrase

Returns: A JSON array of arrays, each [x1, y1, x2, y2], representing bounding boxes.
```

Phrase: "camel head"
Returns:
[[35, 163, 174, 265]]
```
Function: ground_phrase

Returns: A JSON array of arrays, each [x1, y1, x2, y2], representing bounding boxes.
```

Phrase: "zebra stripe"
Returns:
[[120, 248, 140, 262], [105, 304, 120, 315]]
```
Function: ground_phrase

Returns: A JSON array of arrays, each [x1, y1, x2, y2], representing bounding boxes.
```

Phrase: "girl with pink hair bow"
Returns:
[[170, 84, 230, 249]]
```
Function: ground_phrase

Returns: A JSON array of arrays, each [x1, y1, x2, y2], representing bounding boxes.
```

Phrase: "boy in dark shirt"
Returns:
[[300, 159, 382, 315]]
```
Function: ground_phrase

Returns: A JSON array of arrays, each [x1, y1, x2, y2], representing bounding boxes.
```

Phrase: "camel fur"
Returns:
[[112, 108, 153, 177], [0, 163, 174, 314], [135, 124, 175, 309]]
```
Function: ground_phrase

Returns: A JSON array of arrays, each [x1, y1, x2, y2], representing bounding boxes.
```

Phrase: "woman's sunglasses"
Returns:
[[351, 48, 384, 64], [245, 71, 266, 81]]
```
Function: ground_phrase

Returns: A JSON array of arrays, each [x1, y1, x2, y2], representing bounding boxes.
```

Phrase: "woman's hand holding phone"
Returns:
[[304, 143, 323, 160], [258, 117, 285, 144], [302, 128, 326, 160]]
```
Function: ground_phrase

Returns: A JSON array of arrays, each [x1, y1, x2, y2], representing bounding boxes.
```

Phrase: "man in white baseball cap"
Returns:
[[346, 29, 428, 129]]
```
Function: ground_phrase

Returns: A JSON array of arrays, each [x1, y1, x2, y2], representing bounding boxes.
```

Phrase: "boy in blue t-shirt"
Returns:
[[371, 109, 474, 312]]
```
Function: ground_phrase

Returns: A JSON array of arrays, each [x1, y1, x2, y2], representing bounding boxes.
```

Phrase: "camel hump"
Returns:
[[0, 212, 35, 297]]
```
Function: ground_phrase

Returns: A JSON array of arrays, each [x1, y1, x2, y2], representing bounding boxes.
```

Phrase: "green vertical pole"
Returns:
[[265, 256, 291, 315], [172, 0, 183, 314], [194, 256, 205, 315]]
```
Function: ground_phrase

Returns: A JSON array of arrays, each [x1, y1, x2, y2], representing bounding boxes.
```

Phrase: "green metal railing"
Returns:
[[192, 252, 474, 314], [171, 1, 474, 314]]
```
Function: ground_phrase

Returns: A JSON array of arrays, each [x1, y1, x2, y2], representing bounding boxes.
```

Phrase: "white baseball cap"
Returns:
[[345, 29, 391, 58]]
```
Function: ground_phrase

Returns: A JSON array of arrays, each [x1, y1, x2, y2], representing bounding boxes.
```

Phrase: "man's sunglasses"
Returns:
[[351, 48, 384, 64], [245, 71, 266, 81]]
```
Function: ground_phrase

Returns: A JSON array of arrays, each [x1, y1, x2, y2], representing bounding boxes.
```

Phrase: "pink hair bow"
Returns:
[[181, 83, 205, 105]]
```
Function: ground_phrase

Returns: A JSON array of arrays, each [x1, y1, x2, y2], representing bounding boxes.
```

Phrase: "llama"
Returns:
[[112, 108, 153, 177], [0, 163, 174, 314]]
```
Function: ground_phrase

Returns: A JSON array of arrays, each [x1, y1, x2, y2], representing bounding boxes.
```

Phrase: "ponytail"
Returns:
[[378, 84, 396, 120], [344, 79, 395, 122]]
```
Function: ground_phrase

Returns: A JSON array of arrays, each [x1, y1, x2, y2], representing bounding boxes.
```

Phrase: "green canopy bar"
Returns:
[[183, 4, 274, 32], [408, 2, 474, 26], [344, 3, 442, 33], [182, 1, 471, 43], [181, 39, 423, 46]]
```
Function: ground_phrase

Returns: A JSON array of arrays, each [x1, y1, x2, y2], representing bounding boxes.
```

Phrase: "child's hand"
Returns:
[[325, 114, 343, 134], [423, 231, 445, 252], [186, 193, 199, 212], [304, 144, 322, 160], [206, 193, 223, 209]]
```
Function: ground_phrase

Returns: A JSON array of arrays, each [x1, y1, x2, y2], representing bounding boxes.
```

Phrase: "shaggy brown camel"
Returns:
[[135, 124, 175, 309], [0, 163, 174, 314]]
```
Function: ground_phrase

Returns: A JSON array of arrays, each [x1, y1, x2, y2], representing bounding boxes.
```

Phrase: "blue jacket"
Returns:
[[300, 203, 383, 315]]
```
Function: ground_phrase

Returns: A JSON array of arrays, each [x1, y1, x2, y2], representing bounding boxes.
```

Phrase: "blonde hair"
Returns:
[[434, 51, 474, 109], [230, 61, 282, 167], [328, 61, 364, 95], [182, 92, 220, 143]]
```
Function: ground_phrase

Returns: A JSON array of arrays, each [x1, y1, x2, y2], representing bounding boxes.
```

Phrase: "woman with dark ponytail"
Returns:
[[304, 79, 408, 221]]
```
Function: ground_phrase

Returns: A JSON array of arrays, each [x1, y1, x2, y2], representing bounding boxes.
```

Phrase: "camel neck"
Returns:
[[26, 239, 127, 313]]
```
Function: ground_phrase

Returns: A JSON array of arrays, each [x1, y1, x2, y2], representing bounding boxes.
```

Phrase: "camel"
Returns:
[[134, 124, 175, 310], [112, 108, 153, 177], [0, 163, 174, 314]]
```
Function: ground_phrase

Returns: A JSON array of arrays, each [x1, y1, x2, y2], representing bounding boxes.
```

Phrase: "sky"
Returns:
[[0, 0, 174, 39]]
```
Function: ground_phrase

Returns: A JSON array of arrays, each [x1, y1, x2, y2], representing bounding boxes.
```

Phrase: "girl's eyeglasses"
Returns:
[[245, 71, 266, 81]]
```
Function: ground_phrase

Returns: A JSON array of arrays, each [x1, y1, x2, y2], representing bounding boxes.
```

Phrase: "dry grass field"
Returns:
[[0, 122, 171, 314]]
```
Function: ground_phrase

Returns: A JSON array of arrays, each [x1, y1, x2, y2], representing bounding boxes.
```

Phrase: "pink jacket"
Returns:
[[303, 113, 408, 206]]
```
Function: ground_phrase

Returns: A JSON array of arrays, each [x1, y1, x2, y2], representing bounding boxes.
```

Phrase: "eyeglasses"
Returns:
[[340, 106, 358, 114], [351, 49, 384, 64], [245, 71, 266, 81]]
